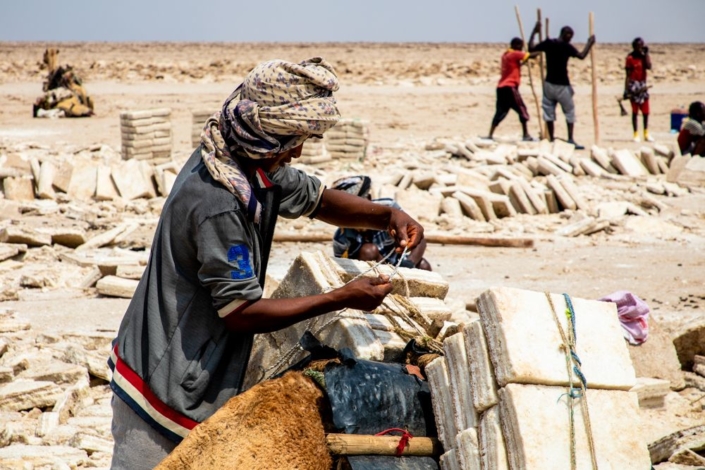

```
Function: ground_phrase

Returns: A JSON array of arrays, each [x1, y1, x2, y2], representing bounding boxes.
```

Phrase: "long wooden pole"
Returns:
[[273, 232, 534, 248], [326, 434, 442, 456], [537, 8, 548, 139], [545, 17, 550, 39], [514, 5, 543, 140], [589, 12, 600, 144]]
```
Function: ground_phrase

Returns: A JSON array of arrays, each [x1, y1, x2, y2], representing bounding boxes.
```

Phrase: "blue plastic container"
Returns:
[[671, 109, 688, 133]]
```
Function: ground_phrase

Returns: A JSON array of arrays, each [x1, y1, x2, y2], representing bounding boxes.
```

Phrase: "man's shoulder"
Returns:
[[167, 152, 243, 220]]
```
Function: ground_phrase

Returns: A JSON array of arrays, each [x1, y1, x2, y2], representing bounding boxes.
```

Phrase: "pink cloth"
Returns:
[[599, 291, 650, 345]]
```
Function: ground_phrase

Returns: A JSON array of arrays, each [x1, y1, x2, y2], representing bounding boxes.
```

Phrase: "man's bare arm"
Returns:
[[576, 35, 596, 60], [528, 21, 541, 52], [224, 276, 392, 333], [314, 188, 424, 251]]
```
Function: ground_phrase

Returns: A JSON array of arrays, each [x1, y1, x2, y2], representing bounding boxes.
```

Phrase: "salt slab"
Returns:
[[464, 321, 498, 413], [478, 406, 509, 470], [478, 287, 636, 390], [499, 383, 650, 470]]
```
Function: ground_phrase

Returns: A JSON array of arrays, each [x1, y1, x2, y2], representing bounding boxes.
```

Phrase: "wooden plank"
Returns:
[[271, 232, 534, 248], [326, 433, 441, 457]]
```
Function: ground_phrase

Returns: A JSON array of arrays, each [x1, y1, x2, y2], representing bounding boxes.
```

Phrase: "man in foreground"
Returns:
[[625, 37, 653, 142], [108, 58, 424, 469], [529, 23, 596, 149], [487, 38, 540, 142]]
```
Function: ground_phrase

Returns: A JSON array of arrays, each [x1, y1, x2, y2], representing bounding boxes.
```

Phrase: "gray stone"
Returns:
[[443, 333, 477, 431], [426, 357, 459, 450], [96, 275, 139, 298], [478, 406, 509, 470], [0, 444, 88, 468], [456, 428, 481, 470], [628, 319, 685, 390], [2, 177, 35, 201], [464, 321, 498, 413], [0, 380, 63, 411]]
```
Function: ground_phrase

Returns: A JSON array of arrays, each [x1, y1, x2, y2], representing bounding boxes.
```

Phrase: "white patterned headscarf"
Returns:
[[200, 57, 341, 222]]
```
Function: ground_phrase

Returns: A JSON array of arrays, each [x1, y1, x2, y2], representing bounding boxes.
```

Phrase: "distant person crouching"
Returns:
[[331, 176, 432, 271], [678, 101, 705, 156]]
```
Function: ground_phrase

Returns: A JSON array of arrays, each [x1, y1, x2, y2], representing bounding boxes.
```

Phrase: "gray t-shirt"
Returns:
[[111, 148, 322, 441]]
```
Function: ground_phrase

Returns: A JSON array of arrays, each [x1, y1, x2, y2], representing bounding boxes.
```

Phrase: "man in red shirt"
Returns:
[[625, 38, 653, 142], [487, 38, 540, 141]]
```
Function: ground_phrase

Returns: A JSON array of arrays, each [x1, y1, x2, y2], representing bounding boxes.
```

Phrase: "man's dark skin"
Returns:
[[487, 38, 541, 141], [690, 103, 705, 156], [225, 143, 424, 334], [625, 38, 652, 135], [529, 23, 596, 142]]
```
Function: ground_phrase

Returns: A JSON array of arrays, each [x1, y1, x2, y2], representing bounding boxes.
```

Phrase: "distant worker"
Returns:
[[625, 38, 653, 142], [529, 23, 596, 150], [332, 175, 431, 271], [486, 38, 540, 142], [678, 101, 705, 156]]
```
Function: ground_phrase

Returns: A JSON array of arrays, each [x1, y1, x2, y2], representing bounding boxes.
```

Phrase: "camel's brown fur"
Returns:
[[156, 371, 332, 470]]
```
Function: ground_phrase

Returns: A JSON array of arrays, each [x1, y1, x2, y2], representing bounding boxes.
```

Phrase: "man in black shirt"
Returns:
[[529, 23, 595, 149]]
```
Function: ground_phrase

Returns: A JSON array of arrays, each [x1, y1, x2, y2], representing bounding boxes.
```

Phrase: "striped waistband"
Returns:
[[109, 344, 199, 443]]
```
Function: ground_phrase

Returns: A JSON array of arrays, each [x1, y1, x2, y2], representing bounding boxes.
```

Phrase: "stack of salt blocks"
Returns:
[[299, 137, 331, 165], [429, 286, 651, 470], [120, 108, 173, 164], [325, 118, 369, 161], [242, 251, 453, 390], [191, 110, 213, 149]]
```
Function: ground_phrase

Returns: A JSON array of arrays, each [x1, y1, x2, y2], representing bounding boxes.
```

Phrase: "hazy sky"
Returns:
[[2, 0, 703, 43]]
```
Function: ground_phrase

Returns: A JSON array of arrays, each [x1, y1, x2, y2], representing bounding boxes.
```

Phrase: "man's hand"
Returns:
[[532, 21, 541, 35], [588, 35, 596, 45], [388, 209, 425, 253], [337, 276, 393, 311]]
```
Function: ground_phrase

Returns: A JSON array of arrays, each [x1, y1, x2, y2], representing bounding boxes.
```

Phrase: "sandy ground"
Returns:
[[1, 42, 703, 306], [0, 42, 704, 463]]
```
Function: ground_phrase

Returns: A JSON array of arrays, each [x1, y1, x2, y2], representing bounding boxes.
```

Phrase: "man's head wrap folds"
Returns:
[[220, 57, 341, 159], [199, 58, 341, 222]]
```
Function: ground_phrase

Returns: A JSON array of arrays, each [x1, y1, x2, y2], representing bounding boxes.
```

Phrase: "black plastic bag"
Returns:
[[324, 348, 437, 437]]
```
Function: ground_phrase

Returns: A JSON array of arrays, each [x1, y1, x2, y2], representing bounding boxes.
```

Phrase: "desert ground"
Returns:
[[0, 42, 704, 468]]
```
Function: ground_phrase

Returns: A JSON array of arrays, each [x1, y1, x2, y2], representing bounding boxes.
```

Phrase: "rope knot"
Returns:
[[375, 428, 413, 457]]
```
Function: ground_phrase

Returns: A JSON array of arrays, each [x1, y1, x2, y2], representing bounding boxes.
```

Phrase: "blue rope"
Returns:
[[564, 293, 588, 390], [563, 293, 577, 343]]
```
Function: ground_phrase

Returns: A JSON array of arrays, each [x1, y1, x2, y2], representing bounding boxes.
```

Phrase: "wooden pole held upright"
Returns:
[[589, 12, 600, 144], [545, 17, 550, 39], [514, 5, 543, 139], [537, 8, 548, 139]]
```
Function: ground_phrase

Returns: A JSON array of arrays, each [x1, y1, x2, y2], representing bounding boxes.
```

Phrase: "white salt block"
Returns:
[[477, 287, 636, 390]]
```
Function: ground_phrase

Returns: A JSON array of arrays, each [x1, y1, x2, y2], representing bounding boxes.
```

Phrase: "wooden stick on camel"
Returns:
[[514, 5, 543, 140], [589, 12, 600, 144]]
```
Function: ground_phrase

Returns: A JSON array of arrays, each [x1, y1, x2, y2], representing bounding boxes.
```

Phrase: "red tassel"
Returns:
[[374, 428, 413, 457]]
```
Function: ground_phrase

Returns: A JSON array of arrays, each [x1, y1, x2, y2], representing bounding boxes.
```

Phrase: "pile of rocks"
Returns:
[[0, 143, 179, 204], [0, 310, 114, 468], [429, 286, 650, 469], [120, 108, 173, 164]]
